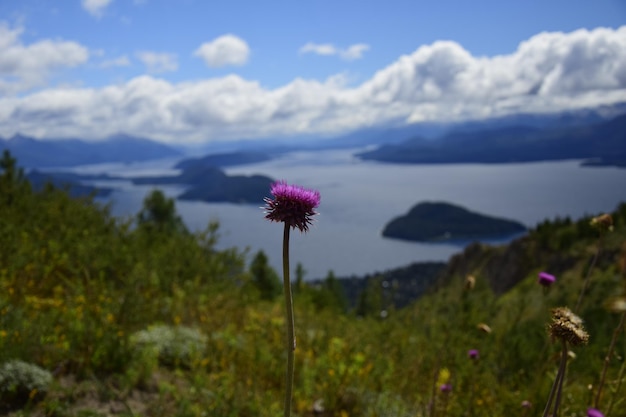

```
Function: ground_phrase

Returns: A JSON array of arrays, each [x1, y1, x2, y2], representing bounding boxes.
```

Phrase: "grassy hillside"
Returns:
[[1, 151, 625, 416]]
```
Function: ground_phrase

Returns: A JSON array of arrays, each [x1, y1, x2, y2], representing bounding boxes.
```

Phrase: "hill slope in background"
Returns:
[[382, 201, 527, 242], [2, 151, 626, 415], [357, 112, 626, 167], [0, 134, 182, 168]]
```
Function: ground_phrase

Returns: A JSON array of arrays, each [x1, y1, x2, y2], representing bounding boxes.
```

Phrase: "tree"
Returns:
[[311, 270, 348, 312], [250, 250, 281, 300], [356, 276, 384, 317], [136, 189, 187, 234], [294, 263, 307, 293], [0, 150, 30, 206]]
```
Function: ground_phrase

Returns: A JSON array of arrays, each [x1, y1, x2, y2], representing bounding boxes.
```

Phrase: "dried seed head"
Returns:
[[606, 297, 626, 313], [477, 323, 492, 334], [590, 213, 613, 233], [548, 307, 589, 346], [464, 275, 476, 290]]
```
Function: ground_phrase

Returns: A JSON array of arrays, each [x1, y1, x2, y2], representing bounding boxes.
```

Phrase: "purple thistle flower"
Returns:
[[468, 349, 479, 360], [439, 383, 452, 393], [587, 408, 605, 417], [538, 271, 556, 287], [264, 181, 321, 232]]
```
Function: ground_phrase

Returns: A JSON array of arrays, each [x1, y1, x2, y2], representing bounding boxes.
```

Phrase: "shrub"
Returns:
[[130, 325, 207, 368], [0, 360, 53, 411]]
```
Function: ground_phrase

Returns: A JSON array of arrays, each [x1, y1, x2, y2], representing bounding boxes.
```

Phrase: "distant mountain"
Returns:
[[174, 151, 272, 171], [26, 170, 113, 198], [382, 202, 527, 242], [0, 134, 182, 168], [357, 112, 626, 167]]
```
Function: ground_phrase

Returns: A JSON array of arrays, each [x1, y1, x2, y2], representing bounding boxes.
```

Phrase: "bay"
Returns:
[[80, 148, 626, 280]]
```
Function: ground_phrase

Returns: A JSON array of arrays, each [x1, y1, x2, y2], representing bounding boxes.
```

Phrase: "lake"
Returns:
[[78, 148, 626, 280]]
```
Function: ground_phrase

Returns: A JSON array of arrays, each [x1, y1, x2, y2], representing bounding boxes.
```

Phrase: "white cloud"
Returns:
[[1, 26, 626, 143], [100, 55, 130, 68], [299, 42, 337, 56], [0, 23, 89, 94], [136, 51, 178, 73], [341, 43, 370, 61], [299, 42, 370, 61], [194, 35, 250, 68], [82, 0, 113, 18]]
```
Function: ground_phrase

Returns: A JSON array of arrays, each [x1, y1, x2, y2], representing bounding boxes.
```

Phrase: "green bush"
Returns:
[[0, 360, 53, 410], [130, 325, 208, 368]]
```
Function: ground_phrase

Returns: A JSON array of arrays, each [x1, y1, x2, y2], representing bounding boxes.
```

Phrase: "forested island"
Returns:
[[23, 151, 275, 204], [382, 201, 527, 242]]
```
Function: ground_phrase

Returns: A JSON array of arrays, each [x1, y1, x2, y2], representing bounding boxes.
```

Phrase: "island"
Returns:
[[29, 160, 274, 204], [382, 202, 527, 242], [174, 151, 272, 170], [131, 165, 273, 204]]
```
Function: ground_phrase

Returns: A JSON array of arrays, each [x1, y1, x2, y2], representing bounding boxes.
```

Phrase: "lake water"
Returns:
[[77, 148, 626, 280]]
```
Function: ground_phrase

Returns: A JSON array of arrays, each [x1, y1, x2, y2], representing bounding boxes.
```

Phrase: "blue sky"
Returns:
[[1, 0, 625, 144]]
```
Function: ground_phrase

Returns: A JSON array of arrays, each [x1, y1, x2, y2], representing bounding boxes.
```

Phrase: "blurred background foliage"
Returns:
[[1, 150, 625, 416]]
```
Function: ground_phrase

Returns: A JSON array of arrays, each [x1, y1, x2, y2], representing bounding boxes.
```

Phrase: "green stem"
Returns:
[[606, 349, 626, 417], [594, 310, 626, 409], [542, 341, 568, 417], [553, 341, 569, 417], [282, 223, 295, 417], [575, 236, 602, 313]]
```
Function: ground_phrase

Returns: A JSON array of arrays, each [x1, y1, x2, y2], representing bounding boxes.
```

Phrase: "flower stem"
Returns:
[[575, 236, 602, 313], [282, 223, 295, 417], [542, 340, 568, 417], [594, 310, 626, 409], [553, 341, 568, 417]]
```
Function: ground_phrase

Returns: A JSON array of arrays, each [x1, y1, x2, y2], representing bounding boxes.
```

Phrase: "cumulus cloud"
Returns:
[[194, 35, 250, 68], [300, 42, 370, 61], [1, 26, 625, 143], [0, 23, 89, 94], [136, 51, 178, 73], [82, 0, 113, 18]]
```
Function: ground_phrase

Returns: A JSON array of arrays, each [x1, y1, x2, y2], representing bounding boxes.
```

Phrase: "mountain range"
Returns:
[[0, 134, 181, 168], [2, 103, 626, 169], [357, 111, 626, 167]]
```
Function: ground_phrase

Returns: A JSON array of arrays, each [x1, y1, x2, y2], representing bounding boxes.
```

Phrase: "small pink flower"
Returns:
[[439, 383, 452, 393], [587, 408, 605, 417], [538, 272, 556, 287], [468, 349, 479, 360]]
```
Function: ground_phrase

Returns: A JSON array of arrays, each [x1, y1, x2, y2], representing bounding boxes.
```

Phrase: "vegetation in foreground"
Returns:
[[1, 150, 625, 416]]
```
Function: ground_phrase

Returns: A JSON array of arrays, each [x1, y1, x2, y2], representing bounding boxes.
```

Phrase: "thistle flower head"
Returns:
[[468, 349, 479, 360], [587, 408, 605, 417], [264, 181, 320, 232], [548, 307, 589, 346], [538, 272, 556, 287]]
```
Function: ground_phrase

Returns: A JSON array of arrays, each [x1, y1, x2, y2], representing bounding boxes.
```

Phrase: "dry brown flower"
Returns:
[[548, 307, 589, 346]]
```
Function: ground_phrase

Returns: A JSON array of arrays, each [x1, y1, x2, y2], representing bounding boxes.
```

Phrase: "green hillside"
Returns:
[[1, 150, 625, 417]]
